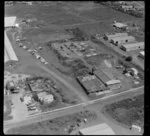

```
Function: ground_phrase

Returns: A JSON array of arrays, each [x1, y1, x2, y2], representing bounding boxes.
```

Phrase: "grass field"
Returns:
[[102, 94, 144, 130], [6, 110, 97, 135], [4, 95, 13, 121]]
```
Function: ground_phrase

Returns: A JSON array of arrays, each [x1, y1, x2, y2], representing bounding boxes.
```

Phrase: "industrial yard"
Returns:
[[4, 1, 144, 135]]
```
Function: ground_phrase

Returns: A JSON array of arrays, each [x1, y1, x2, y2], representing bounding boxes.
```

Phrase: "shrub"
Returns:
[[125, 56, 132, 62]]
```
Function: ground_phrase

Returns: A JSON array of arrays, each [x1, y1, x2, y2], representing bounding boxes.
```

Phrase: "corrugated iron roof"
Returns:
[[79, 123, 115, 135]]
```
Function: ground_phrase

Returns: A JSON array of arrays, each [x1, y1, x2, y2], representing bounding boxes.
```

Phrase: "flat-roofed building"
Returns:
[[79, 123, 115, 135], [94, 69, 121, 89], [104, 33, 128, 41], [5, 16, 16, 27], [110, 36, 135, 46], [77, 75, 105, 95], [120, 42, 144, 51]]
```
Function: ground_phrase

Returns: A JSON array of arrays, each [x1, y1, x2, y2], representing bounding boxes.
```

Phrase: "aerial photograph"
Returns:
[[4, 1, 144, 135]]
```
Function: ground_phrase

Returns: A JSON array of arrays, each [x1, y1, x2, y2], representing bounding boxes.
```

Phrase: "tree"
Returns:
[[125, 56, 132, 62]]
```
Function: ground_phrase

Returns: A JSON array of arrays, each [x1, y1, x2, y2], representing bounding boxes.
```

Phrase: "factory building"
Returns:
[[110, 36, 135, 46], [77, 75, 105, 95], [94, 69, 121, 89], [104, 33, 128, 41], [79, 123, 115, 135], [120, 42, 144, 51]]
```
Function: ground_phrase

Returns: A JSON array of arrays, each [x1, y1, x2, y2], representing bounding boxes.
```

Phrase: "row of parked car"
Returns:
[[16, 36, 49, 65]]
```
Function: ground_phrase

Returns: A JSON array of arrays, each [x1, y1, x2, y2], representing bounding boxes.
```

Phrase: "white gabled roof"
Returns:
[[5, 16, 16, 27], [79, 123, 115, 135]]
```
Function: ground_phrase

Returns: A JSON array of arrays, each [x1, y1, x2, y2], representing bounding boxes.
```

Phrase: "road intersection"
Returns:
[[4, 85, 144, 133]]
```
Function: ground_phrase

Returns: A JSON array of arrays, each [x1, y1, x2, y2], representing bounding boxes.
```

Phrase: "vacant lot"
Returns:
[[102, 94, 144, 130], [6, 110, 97, 135], [80, 6, 139, 21]]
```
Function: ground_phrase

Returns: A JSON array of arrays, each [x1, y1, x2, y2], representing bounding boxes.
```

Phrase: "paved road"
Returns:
[[4, 86, 144, 133]]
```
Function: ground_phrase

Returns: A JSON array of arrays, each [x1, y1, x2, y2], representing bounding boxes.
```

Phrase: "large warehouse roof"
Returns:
[[77, 75, 104, 93], [121, 42, 144, 49], [4, 31, 18, 63], [105, 33, 128, 39], [111, 35, 135, 42], [79, 123, 115, 135], [5, 16, 16, 27], [94, 69, 120, 85]]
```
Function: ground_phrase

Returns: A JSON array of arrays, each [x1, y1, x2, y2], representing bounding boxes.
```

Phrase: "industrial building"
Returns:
[[79, 123, 115, 135], [77, 75, 105, 95], [5, 16, 18, 63], [120, 42, 144, 51], [110, 36, 135, 46], [94, 69, 121, 89], [104, 33, 128, 41]]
